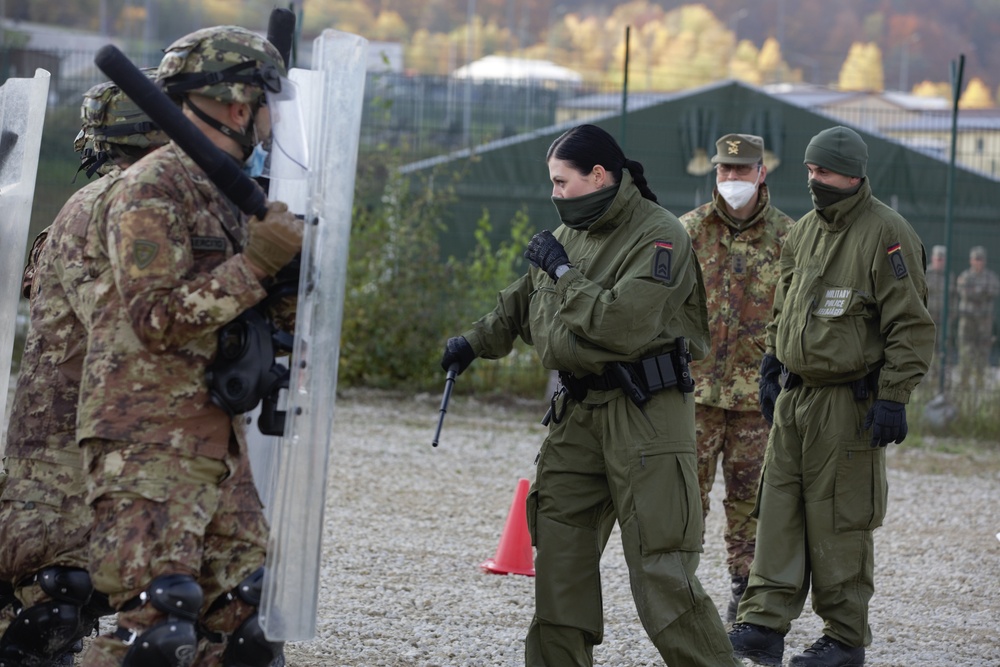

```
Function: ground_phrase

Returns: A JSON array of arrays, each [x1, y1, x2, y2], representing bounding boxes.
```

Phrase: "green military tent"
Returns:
[[401, 79, 999, 269]]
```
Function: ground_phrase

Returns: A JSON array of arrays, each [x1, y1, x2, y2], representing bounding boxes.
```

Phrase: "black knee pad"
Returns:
[[222, 612, 283, 667], [0, 567, 96, 667], [119, 574, 203, 667], [36, 567, 93, 606], [0, 601, 83, 667], [217, 568, 283, 667], [122, 619, 199, 667]]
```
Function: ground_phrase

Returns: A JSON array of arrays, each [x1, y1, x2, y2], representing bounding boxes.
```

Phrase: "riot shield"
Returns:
[[0, 69, 50, 454], [244, 67, 312, 517], [259, 29, 368, 641]]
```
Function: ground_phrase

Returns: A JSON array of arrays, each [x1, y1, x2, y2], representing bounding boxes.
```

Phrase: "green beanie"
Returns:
[[803, 126, 868, 178]]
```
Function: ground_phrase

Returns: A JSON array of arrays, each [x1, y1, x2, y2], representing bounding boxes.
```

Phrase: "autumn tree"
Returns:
[[912, 80, 952, 100], [838, 42, 884, 92], [959, 77, 994, 109]]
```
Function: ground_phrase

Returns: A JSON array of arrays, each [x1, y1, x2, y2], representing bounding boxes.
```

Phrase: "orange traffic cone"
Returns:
[[480, 478, 536, 576]]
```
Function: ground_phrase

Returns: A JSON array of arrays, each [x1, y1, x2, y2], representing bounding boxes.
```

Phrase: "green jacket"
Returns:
[[465, 170, 709, 381], [766, 180, 935, 403]]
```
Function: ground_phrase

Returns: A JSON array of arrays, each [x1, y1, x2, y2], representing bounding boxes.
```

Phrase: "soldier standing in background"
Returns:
[[956, 245, 1000, 390], [924, 245, 955, 390], [679, 133, 795, 624], [0, 78, 167, 666], [76, 26, 302, 667]]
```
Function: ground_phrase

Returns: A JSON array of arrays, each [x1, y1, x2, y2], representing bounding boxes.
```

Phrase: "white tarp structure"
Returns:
[[0, 69, 50, 454], [453, 55, 583, 84]]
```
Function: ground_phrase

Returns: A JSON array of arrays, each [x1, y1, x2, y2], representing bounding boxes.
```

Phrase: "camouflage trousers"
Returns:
[[0, 449, 93, 628], [80, 437, 269, 667], [695, 404, 769, 579], [957, 317, 995, 389]]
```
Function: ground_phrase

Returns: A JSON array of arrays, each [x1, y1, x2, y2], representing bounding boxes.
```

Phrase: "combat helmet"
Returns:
[[156, 25, 285, 106], [74, 68, 167, 178]]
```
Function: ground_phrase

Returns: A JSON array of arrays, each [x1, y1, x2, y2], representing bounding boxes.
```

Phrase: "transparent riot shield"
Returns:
[[245, 68, 313, 518], [259, 29, 368, 641], [0, 69, 50, 453]]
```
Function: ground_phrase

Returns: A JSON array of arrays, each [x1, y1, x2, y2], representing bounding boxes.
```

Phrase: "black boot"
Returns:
[[790, 635, 865, 666], [726, 575, 748, 624], [728, 622, 784, 666]]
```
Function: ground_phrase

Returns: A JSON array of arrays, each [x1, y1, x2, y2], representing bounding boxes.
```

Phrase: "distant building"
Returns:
[[453, 56, 583, 86]]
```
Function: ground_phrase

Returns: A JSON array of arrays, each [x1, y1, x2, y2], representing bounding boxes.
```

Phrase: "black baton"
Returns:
[[431, 363, 460, 447]]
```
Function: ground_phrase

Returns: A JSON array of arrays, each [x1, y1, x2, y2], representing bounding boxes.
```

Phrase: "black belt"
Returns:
[[780, 366, 881, 401], [558, 348, 694, 402]]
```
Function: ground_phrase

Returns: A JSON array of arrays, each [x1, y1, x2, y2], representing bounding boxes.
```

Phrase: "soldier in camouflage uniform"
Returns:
[[442, 124, 739, 667], [955, 246, 1000, 390], [924, 245, 956, 389], [729, 127, 934, 667], [75, 26, 302, 667], [0, 76, 167, 666], [679, 133, 795, 625]]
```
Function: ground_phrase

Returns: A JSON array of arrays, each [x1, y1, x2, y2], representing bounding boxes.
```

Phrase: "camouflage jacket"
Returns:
[[465, 170, 709, 387], [956, 267, 1000, 319], [925, 267, 957, 328], [680, 185, 795, 411], [767, 181, 935, 404], [5, 171, 122, 463], [77, 143, 268, 460]]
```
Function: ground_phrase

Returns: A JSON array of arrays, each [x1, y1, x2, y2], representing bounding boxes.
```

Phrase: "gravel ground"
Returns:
[[278, 389, 1000, 667], [4, 386, 998, 666]]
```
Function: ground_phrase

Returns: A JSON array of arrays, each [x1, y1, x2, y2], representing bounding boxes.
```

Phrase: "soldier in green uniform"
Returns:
[[76, 26, 302, 667], [442, 124, 739, 667], [728, 126, 935, 667], [0, 78, 167, 666], [679, 133, 795, 624], [956, 245, 999, 390]]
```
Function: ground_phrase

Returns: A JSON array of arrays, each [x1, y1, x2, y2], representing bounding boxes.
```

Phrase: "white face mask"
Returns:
[[717, 172, 760, 210]]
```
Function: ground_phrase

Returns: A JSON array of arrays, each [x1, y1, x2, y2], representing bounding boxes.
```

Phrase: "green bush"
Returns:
[[338, 154, 547, 397]]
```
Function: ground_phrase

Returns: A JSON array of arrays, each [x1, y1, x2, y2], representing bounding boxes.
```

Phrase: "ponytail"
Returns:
[[624, 158, 658, 203]]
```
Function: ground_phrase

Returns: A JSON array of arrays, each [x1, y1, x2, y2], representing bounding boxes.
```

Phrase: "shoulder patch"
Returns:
[[652, 240, 673, 283], [133, 240, 159, 269], [887, 242, 908, 279]]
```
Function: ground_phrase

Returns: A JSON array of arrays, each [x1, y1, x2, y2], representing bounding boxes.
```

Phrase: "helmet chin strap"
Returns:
[[185, 97, 256, 159]]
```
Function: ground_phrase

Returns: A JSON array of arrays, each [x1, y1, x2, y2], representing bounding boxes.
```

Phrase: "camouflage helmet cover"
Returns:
[[78, 68, 168, 151], [156, 25, 286, 105]]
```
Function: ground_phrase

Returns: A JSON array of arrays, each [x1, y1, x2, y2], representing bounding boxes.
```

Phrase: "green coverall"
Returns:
[[465, 172, 739, 666], [738, 180, 935, 648]]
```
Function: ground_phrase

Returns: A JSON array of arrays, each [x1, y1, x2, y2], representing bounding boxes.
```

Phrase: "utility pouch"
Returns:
[[610, 362, 650, 407], [639, 353, 678, 392], [850, 366, 882, 402]]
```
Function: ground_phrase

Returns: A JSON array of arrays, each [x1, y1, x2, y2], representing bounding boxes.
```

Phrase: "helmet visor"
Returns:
[[266, 76, 308, 178]]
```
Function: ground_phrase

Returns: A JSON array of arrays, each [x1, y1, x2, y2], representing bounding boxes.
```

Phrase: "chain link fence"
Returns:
[[5, 45, 999, 437]]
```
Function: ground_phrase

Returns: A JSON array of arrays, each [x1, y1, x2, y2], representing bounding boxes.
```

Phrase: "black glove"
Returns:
[[524, 230, 571, 281], [864, 399, 907, 447], [441, 336, 476, 375], [758, 354, 782, 425]]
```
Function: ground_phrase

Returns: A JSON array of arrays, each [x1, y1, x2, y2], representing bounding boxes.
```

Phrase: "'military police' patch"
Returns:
[[191, 236, 227, 252], [133, 240, 159, 269], [814, 287, 852, 317], [887, 242, 908, 279], [652, 240, 673, 283]]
